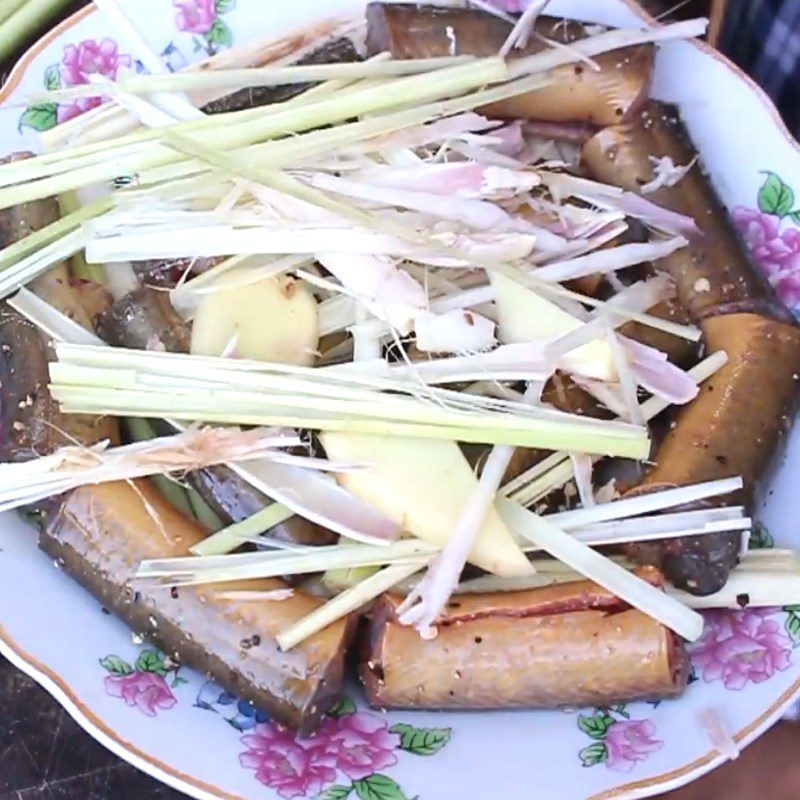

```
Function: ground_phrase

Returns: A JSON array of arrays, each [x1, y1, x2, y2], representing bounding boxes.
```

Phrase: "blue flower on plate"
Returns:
[[195, 680, 270, 731]]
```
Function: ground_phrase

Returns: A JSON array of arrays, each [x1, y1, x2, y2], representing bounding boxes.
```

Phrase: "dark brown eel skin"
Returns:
[[365, 3, 654, 125], [362, 568, 689, 709], [582, 101, 800, 594], [40, 480, 354, 734], [0, 153, 117, 469]]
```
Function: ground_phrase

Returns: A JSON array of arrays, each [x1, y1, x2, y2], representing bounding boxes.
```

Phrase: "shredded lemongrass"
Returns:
[[542, 478, 744, 531], [277, 561, 429, 650], [135, 539, 438, 584], [450, 552, 800, 605], [0, 427, 304, 513], [0, 18, 707, 209], [554, 508, 751, 549], [497, 500, 704, 641], [50, 345, 650, 457], [34, 57, 478, 102], [8, 288, 104, 347], [189, 502, 295, 557]]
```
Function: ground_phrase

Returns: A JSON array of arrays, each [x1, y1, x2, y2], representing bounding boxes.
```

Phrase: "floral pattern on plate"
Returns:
[[197, 689, 452, 799], [733, 173, 800, 314], [578, 706, 663, 772], [172, 0, 236, 56], [19, 37, 132, 131], [100, 648, 188, 717]]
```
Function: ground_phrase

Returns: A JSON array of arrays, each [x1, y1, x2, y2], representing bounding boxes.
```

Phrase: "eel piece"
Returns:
[[366, 4, 653, 125], [41, 479, 355, 734], [627, 313, 800, 595], [582, 101, 792, 323], [361, 568, 688, 709]]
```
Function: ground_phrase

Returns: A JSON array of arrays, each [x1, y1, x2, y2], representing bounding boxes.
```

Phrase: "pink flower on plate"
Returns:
[[603, 719, 663, 773], [104, 671, 177, 717], [173, 0, 217, 34], [60, 38, 131, 86], [239, 712, 401, 797], [239, 724, 337, 799], [313, 712, 401, 780], [57, 38, 132, 123], [690, 608, 793, 690], [732, 207, 800, 310]]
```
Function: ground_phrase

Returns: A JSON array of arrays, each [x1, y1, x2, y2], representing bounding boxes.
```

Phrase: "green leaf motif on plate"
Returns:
[[784, 606, 800, 643], [100, 655, 134, 675], [389, 722, 451, 755], [205, 18, 233, 47], [135, 649, 169, 676], [610, 704, 630, 719], [328, 695, 357, 717], [19, 102, 58, 132], [318, 786, 352, 800], [352, 774, 408, 800], [750, 522, 774, 549], [215, 0, 235, 12], [44, 64, 61, 90], [758, 172, 795, 216], [578, 713, 614, 739], [579, 742, 608, 767]]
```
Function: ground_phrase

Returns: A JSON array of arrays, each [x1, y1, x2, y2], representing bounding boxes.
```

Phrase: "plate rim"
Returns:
[[1, 2, 799, 799]]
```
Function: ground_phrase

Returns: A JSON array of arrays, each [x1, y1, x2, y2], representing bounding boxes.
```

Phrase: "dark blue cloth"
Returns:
[[721, 0, 800, 137]]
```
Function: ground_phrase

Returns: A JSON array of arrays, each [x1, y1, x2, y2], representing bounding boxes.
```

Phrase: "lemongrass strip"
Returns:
[[34, 57, 478, 102], [669, 572, 800, 609], [547, 516, 751, 549], [543, 477, 744, 531], [16, 59, 516, 190], [0, 428, 301, 513], [138, 538, 434, 576], [190, 503, 295, 557], [38, 14, 365, 149], [500, 451, 568, 498], [50, 368, 648, 454], [277, 561, 429, 650], [54, 386, 649, 455], [0, 0, 73, 64], [0, 59, 510, 209], [0, 229, 89, 299], [607, 327, 645, 425], [48, 341, 617, 423], [508, 18, 708, 77], [137, 540, 437, 583], [0, 198, 111, 273], [535, 237, 689, 283], [8, 289, 104, 346], [639, 350, 728, 420], [498, 499, 704, 641]]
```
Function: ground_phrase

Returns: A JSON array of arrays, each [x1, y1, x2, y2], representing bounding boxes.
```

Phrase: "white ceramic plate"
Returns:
[[2, 2, 800, 799]]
